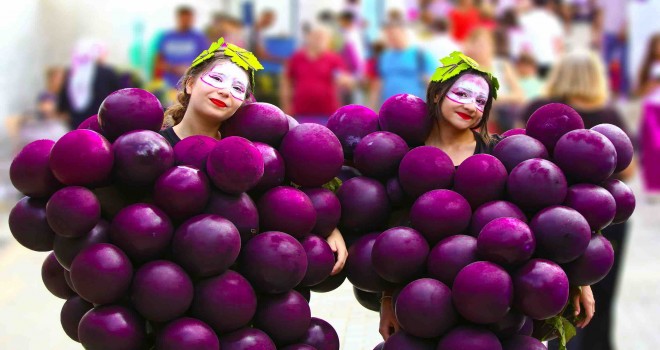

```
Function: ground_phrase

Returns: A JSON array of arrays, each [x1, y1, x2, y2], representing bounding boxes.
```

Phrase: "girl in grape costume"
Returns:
[[160, 37, 348, 275], [378, 51, 595, 340]]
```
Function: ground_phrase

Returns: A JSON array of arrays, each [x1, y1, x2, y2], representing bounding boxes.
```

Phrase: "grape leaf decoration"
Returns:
[[225, 43, 264, 72], [191, 37, 225, 68], [430, 51, 500, 99]]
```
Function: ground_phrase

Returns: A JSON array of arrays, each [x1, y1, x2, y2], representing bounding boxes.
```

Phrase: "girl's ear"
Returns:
[[433, 94, 440, 104], [185, 77, 194, 94]]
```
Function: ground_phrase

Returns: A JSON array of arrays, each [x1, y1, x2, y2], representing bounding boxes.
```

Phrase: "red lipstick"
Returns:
[[457, 112, 471, 120], [210, 98, 227, 108]]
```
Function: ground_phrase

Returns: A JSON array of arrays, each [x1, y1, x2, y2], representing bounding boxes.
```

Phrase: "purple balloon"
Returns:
[[468, 200, 527, 237], [601, 178, 636, 224], [477, 218, 535, 266], [69, 243, 133, 304], [301, 188, 341, 238], [501, 128, 526, 137], [525, 103, 584, 154], [205, 190, 259, 243], [492, 134, 549, 172], [488, 310, 527, 339], [337, 165, 361, 182], [327, 104, 379, 158], [10, 139, 62, 198], [518, 316, 534, 336], [299, 317, 340, 350], [109, 203, 173, 262], [254, 290, 312, 345], [554, 129, 617, 183], [453, 261, 513, 324], [513, 259, 569, 320], [221, 102, 289, 146], [219, 327, 276, 350], [353, 287, 380, 312], [287, 115, 300, 129], [507, 159, 568, 212], [131, 260, 194, 322], [77, 114, 103, 133], [385, 177, 406, 208], [310, 269, 347, 293], [207, 136, 264, 194], [113, 130, 174, 185], [454, 154, 508, 208], [502, 335, 547, 350], [336, 177, 391, 234], [346, 233, 396, 293], [156, 318, 220, 350], [172, 214, 241, 277], [395, 278, 456, 338], [41, 252, 75, 299], [46, 186, 100, 238], [437, 326, 503, 350], [592, 123, 633, 173], [173, 135, 217, 170], [372, 227, 429, 283], [398, 146, 454, 198], [78, 305, 146, 350], [258, 187, 317, 238], [564, 183, 616, 231], [49, 129, 114, 186], [300, 235, 335, 287], [98, 88, 164, 140], [253, 142, 286, 192], [354, 131, 408, 178], [9, 197, 56, 251], [154, 165, 211, 221], [378, 94, 430, 146], [530, 206, 591, 263], [54, 220, 110, 269], [60, 295, 93, 341], [563, 234, 615, 286], [192, 270, 257, 333], [240, 231, 307, 293], [427, 235, 478, 287], [279, 123, 344, 187], [383, 331, 436, 350], [410, 189, 472, 245], [282, 345, 317, 350]]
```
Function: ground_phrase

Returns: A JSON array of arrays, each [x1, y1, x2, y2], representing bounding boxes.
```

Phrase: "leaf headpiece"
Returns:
[[430, 51, 500, 99], [191, 37, 264, 90]]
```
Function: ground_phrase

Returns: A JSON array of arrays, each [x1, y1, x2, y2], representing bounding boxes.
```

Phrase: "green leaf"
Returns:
[[430, 51, 500, 99], [541, 315, 577, 350], [321, 177, 343, 193], [191, 37, 225, 68]]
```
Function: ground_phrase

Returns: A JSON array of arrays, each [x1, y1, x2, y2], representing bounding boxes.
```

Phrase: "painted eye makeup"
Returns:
[[200, 66, 248, 101], [446, 88, 488, 112]]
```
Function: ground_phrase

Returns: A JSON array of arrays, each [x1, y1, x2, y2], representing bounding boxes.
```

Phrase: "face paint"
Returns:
[[200, 63, 249, 101], [445, 74, 490, 112]]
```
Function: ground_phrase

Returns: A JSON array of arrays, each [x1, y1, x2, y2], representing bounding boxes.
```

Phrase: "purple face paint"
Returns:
[[200, 63, 249, 101], [445, 74, 490, 112]]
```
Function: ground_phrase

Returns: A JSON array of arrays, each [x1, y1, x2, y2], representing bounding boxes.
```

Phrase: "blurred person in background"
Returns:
[[338, 10, 367, 105], [154, 6, 209, 89], [420, 18, 460, 61], [58, 39, 121, 129], [636, 33, 660, 97], [499, 8, 531, 61], [280, 23, 353, 125], [519, 0, 565, 78], [448, 0, 482, 43], [522, 50, 634, 350], [593, 0, 629, 98], [637, 33, 660, 197], [515, 53, 545, 104]]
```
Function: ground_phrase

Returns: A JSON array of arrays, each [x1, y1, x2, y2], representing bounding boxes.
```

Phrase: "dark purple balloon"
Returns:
[[78, 305, 146, 350], [282, 345, 317, 350], [372, 227, 429, 283], [327, 104, 379, 158], [525, 103, 584, 154], [156, 318, 220, 350], [501, 128, 526, 137], [530, 206, 591, 263], [518, 316, 534, 336], [258, 187, 317, 238], [488, 310, 526, 339], [554, 129, 617, 183], [46, 186, 100, 238], [378, 94, 430, 146], [49, 129, 113, 186], [395, 278, 456, 338], [254, 290, 311, 345], [42, 252, 75, 299], [253, 142, 286, 191], [299, 317, 340, 350], [427, 235, 478, 287], [54, 220, 110, 269], [592, 123, 633, 173], [385, 177, 406, 208], [63, 269, 75, 293], [469, 200, 527, 237], [113, 130, 174, 185], [60, 295, 93, 341], [477, 218, 535, 266], [219, 327, 276, 350], [336, 177, 391, 234], [109, 203, 173, 262], [354, 131, 408, 178], [192, 270, 257, 333], [346, 233, 395, 293], [207, 136, 264, 194], [564, 183, 616, 231], [240, 231, 307, 293], [154, 165, 211, 221], [410, 189, 471, 245], [437, 326, 503, 350], [383, 331, 436, 350], [287, 115, 300, 129], [563, 234, 615, 286], [172, 214, 241, 277], [373, 342, 385, 350], [398, 146, 454, 197], [300, 234, 335, 287], [601, 178, 636, 224], [131, 260, 193, 322], [9, 197, 56, 251], [173, 135, 217, 169], [353, 287, 381, 312], [301, 188, 341, 238], [98, 88, 164, 140], [502, 335, 547, 350], [513, 259, 569, 320], [492, 134, 549, 172], [10, 139, 62, 198], [310, 269, 347, 293], [69, 243, 133, 304], [77, 114, 103, 133], [337, 165, 361, 182], [454, 154, 508, 208], [205, 190, 259, 243], [453, 261, 513, 324], [507, 159, 568, 212], [221, 102, 289, 146]]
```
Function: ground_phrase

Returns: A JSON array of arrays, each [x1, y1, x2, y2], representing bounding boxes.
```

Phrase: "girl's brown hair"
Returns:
[[425, 69, 496, 144], [638, 33, 660, 96]]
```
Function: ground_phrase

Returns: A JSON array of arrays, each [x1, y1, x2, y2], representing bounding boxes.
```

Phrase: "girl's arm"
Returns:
[[572, 285, 595, 328], [326, 228, 348, 275], [379, 290, 400, 340]]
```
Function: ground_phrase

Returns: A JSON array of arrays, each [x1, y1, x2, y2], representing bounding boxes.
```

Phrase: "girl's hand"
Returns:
[[573, 285, 595, 328], [326, 228, 348, 275], [379, 296, 400, 340]]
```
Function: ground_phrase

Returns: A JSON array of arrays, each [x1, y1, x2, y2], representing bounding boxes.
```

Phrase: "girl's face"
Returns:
[[186, 61, 249, 122], [438, 74, 489, 130]]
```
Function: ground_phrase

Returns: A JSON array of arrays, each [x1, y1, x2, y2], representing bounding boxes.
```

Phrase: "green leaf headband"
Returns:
[[430, 51, 500, 99]]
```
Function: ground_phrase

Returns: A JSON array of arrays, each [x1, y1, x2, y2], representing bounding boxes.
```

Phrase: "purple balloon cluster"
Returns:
[[328, 98, 636, 349], [9, 89, 346, 350]]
